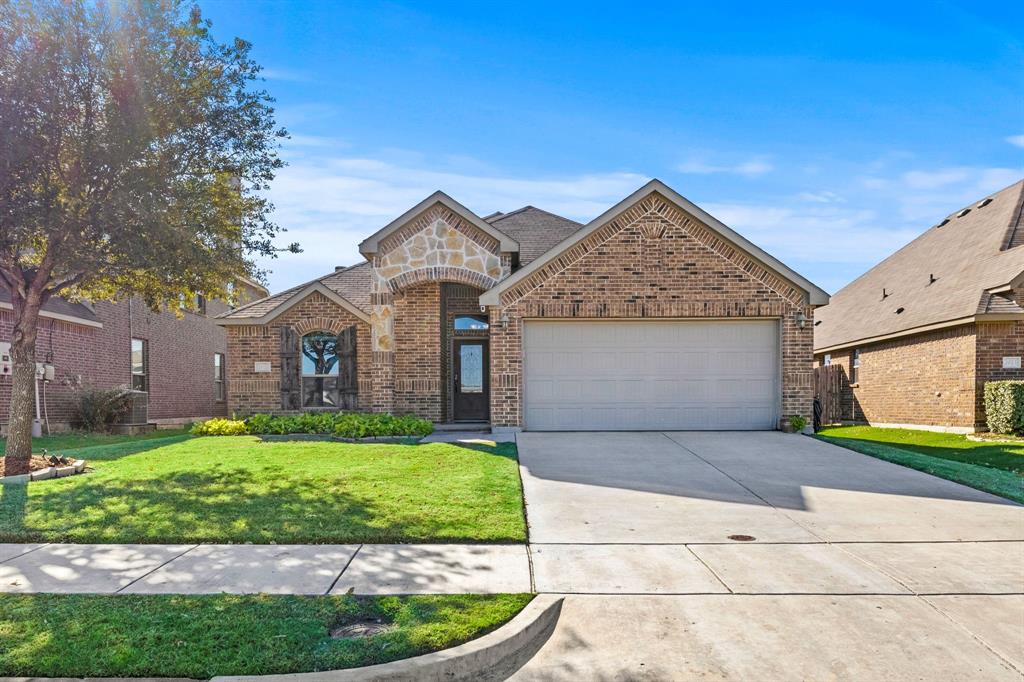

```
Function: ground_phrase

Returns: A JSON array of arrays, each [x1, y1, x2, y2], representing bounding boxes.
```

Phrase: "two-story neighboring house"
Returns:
[[0, 278, 267, 433], [814, 179, 1024, 433]]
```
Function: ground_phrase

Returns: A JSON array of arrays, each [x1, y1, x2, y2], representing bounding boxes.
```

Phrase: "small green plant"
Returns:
[[789, 415, 808, 432], [984, 380, 1024, 435], [72, 384, 136, 432], [191, 418, 247, 436]]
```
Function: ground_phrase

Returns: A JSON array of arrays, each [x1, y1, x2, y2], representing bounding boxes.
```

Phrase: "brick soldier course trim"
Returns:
[[219, 179, 828, 430]]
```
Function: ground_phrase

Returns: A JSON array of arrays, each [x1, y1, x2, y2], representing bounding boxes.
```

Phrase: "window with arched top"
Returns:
[[301, 331, 340, 407], [453, 314, 489, 331]]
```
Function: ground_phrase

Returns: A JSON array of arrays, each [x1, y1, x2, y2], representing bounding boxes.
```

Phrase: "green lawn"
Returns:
[[816, 425, 1024, 503], [0, 593, 532, 678], [0, 435, 527, 544], [0, 428, 192, 455]]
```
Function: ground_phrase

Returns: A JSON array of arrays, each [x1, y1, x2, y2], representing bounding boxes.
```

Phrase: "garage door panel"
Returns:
[[524, 320, 778, 431]]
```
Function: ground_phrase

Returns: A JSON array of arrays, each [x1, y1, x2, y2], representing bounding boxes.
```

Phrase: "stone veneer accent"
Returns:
[[368, 202, 511, 414], [487, 191, 814, 429]]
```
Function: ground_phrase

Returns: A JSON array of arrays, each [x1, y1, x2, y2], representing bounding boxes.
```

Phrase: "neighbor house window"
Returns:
[[214, 353, 225, 401], [851, 349, 861, 384], [195, 294, 207, 315], [131, 338, 149, 392], [823, 354, 831, 367], [454, 315, 489, 331], [301, 331, 339, 407]]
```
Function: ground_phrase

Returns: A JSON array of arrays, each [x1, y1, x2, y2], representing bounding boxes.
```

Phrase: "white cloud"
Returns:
[[258, 153, 648, 290], [796, 190, 845, 204], [261, 67, 314, 83], [1006, 134, 1024, 148], [677, 156, 774, 177]]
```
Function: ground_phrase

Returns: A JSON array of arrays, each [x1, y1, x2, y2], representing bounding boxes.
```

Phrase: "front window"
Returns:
[[214, 353, 225, 401], [131, 338, 148, 392], [823, 354, 831, 367], [454, 314, 489, 331], [301, 331, 339, 407]]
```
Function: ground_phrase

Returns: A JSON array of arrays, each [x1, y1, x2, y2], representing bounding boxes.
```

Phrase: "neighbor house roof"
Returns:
[[479, 179, 831, 307], [0, 289, 102, 328], [814, 179, 1024, 353], [486, 207, 583, 265], [216, 262, 372, 324]]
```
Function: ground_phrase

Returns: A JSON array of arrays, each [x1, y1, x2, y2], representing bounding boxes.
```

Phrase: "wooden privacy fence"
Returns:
[[813, 364, 843, 430]]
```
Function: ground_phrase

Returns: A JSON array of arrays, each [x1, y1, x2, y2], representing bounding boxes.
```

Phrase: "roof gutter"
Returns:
[[0, 301, 103, 328], [814, 313, 1023, 354]]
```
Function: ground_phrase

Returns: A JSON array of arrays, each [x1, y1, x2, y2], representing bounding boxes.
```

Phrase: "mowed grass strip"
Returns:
[[0, 436, 527, 544], [816, 425, 1024, 503], [0, 593, 533, 678]]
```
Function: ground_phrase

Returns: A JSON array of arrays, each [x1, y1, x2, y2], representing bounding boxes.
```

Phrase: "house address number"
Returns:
[[1003, 356, 1022, 369]]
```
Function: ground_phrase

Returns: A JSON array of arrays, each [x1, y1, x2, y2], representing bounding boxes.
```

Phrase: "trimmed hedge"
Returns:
[[984, 380, 1024, 435], [190, 418, 247, 436], [191, 413, 433, 439]]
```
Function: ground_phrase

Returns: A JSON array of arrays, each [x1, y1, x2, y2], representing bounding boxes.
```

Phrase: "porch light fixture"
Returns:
[[794, 311, 807, 329], [500, 315, 509, 328]]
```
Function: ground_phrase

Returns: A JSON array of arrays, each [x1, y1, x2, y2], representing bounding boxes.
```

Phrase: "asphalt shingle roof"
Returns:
[[814, 179, 1024, 351], [486, 206, 583, 265], [218, 262, 372, 319]]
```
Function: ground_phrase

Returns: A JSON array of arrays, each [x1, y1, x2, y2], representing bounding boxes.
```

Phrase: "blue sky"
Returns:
[[198, 0, 1024, 295]]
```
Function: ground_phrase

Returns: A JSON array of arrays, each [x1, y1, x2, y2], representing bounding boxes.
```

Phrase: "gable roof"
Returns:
[[486, 207, 583, 265], [0, 289, 102, 328], [479, 179, 830, 307], [216, 262, 372, 324], [814, 179, 1024, 352], [358, 191, 519, 256]]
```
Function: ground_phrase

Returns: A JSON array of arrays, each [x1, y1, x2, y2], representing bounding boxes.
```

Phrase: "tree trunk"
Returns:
[[3, 300, 41, 476]]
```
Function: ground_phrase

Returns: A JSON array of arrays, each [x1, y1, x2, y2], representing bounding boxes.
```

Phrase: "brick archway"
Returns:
[[385, 266, 499, 294]]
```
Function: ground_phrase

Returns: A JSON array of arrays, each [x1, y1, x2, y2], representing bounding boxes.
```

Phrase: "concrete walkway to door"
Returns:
[[512, 431, 1024, 680]]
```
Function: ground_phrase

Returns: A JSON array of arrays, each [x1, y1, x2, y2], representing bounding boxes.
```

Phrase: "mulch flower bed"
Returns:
[[0, 454, 86, 480]]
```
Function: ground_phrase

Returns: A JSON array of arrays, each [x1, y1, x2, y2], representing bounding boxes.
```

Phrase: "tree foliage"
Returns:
[[0, 0, 288, 470]]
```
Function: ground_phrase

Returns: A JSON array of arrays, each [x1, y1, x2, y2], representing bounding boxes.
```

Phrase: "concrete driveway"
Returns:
[[512, 431, 1024, 681]]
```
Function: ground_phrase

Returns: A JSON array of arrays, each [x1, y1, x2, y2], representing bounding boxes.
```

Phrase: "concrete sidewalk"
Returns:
[[0, 543, 532, 595]]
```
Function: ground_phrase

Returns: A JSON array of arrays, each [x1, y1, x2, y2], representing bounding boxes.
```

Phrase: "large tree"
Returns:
[[0, 0, 288, 473]]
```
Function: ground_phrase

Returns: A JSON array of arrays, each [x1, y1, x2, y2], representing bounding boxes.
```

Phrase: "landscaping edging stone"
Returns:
[[215, 595, 562, 682], [0, 459, 85, 484]]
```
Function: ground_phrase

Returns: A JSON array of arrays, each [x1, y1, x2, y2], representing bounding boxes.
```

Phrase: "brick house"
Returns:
[[218, 179, 827, 432], [0, 279, 266, 433], [813, 179, 1024, 433]]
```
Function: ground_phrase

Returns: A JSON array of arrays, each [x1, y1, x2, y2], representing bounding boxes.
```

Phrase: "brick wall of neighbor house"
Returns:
[[488, 191, 815, 428], [816, 324, 978, 429], [393, 282, 442, 420], [1, 296, 234, 432], [975, 321, 1024, 428], [225, 291, 372, 416]]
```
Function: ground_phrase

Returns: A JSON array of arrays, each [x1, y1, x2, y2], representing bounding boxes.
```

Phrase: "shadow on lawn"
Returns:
[[817, 432, 1024, 475], [0, 462, 513, 544]]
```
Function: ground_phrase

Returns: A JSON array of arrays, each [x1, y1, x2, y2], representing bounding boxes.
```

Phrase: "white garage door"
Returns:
[[523, 320, 779, 431]]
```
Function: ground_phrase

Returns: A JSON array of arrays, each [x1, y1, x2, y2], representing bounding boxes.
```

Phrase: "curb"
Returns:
[[215, 594, 562, 682]]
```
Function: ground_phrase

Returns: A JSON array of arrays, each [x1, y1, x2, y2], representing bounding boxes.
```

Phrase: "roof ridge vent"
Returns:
[[977, 197, 993, 209], [936, 217, 950, 228], [957, 207, 971, 218]]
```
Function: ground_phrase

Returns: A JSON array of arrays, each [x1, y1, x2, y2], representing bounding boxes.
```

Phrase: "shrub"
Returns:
[[191, 418, 247, 436], [238, 412, 434, 439], [73, 384, 135, 431], [789, 415, 808, 432], [984, 381, 1024, 435]]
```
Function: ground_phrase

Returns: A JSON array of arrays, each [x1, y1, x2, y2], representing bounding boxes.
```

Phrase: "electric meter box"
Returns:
[[0, 342, 10, 377]]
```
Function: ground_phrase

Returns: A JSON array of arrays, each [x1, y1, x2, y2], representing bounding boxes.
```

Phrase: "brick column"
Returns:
[[369, 285, 396, 413], [488, 305, 522, 429]]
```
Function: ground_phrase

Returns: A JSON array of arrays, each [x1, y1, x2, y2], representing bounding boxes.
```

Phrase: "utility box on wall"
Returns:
[[0, 342, 11, 377]]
